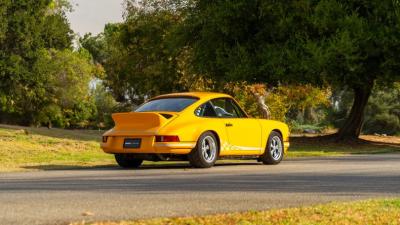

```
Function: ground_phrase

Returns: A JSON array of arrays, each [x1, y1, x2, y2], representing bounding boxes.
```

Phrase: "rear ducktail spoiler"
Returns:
[[111, 112, 177, 131]]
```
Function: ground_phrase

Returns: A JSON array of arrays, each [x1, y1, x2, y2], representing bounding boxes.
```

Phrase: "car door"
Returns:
[[210, 98, 263, 155], [194, 101, 230, 155]]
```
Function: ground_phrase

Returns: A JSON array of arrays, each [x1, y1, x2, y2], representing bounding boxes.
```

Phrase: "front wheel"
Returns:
[[115, 154, 143, 169], [188, 132, 218, 168], [260, 131, 284, 165]]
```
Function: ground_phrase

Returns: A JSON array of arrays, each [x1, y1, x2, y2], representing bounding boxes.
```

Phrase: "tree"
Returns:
[[0, 1, 9, 44], [41, 14, 73, 50], [90, 81, 119, 128], [0, 0, 50, 123], [42, 0, 74, 49], [0, 0, 74, 125], [33, 49, 97, 128], [81, 2, 189, 106], [179, 0, 400, 140]]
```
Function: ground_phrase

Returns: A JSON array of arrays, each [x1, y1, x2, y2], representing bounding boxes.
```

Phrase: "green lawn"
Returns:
[[0, 125, 114, 171], [74, 198, 400, 225], [0, 124, 399, 171]]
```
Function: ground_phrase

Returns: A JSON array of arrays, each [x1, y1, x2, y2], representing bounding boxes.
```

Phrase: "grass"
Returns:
[[73, 198, 400, 225], [0, 125, 114, 171], [0, 124, 399, 171]]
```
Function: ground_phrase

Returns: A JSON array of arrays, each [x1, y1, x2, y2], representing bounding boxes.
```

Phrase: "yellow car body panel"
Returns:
[[101, 92, 290, 157]]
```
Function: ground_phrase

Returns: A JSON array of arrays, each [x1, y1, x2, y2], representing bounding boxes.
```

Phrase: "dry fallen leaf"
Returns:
[[82, 211, 95, 216]]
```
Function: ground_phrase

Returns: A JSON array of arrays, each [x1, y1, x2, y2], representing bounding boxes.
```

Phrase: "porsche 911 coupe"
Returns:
[[101, 92, 290, 168]]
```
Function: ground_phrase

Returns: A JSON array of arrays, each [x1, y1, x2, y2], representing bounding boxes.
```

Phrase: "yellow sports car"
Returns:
[[101, 92, 290, 168]]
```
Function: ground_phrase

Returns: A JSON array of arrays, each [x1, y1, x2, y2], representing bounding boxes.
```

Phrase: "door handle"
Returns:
[[225, 123, 233, 127]]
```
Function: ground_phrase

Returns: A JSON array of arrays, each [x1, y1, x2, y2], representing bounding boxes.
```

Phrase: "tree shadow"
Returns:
[[21, 164, 118, 171], [21, 161, 261, 171], [290, 134, 400, 149], [0, 124, 103, 142], [3, 168, 400, 194]]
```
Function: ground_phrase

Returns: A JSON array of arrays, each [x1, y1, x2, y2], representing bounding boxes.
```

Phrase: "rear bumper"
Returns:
[[100, 136, 195, 154]]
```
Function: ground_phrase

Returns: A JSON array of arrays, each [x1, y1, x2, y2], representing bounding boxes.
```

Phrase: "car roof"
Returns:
[[150, 92, 232, 101], [147, 92, 248, 117]]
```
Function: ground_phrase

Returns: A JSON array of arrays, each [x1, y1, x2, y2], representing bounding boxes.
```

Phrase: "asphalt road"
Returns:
[[1, 154, 400, 225]]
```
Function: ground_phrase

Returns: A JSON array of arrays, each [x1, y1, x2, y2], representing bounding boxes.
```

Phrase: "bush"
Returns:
[[289, 121, 325, 134], [223, 82, 330, 123], [363, 113, 400, 135], [91, 82, 119, 129], [30, 48, 98, 128], [363, 83, 400, 135]]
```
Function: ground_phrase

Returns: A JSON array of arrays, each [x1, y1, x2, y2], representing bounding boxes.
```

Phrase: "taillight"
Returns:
[[155, 135, 180, 142], [102, 136, 108, 143]]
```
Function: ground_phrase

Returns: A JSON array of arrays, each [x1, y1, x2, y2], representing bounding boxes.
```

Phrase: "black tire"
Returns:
[[188, 131, 219, 168], [114, 154, 143, 169], [260, 131, 284, 165]]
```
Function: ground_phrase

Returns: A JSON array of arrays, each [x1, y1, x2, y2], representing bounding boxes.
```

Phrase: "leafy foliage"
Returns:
[[224, 82, 330, 122], [179, 0, 400, 138], [0, 0, 50, 120], [324, 84, 400, 135], [1, 0, 399, 136], [33, 49, 97, 128], [41, 14, 73, 50], [81, 2, 186, 105], [90, 82, 119, 128], [0, 0, 75, 126], [363, 83, 400, 135]]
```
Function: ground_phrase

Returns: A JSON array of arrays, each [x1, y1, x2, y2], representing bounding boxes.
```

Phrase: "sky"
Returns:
[[66, 0, 125, 36]]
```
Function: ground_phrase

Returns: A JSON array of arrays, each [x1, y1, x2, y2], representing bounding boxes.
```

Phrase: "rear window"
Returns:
[[135, 97, 198, 112]]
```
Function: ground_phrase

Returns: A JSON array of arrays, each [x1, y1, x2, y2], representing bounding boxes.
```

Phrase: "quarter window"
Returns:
[[195, 102, 217, 117]]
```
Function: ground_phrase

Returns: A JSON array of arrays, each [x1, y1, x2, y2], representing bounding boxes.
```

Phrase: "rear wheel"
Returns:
[[115, 154, 143, 169], [188, 132, 218, 168], [260, 131, 284, 165]]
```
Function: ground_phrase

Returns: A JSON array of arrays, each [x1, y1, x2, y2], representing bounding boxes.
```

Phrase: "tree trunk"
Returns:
[[304, 106, 317, 123], [253, 93, 271, 119], [336, 82, 374, 140], [249, 84, 271, 119]]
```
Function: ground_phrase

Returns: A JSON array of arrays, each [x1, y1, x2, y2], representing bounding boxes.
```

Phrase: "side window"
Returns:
[[194, 101, 217, 117], [211, 98, 241, 118], [229, 99, 247, 118]]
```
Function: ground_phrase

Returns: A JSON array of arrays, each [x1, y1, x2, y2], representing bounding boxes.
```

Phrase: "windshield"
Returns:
[[135, 97, 198, 112]]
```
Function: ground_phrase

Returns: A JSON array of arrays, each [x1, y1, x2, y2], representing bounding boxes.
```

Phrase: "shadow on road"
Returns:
[[21, 161, 261, 171], [21, 164, 118, 171], [1, 154, 399, 195], [3, 168, 400, 195]]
